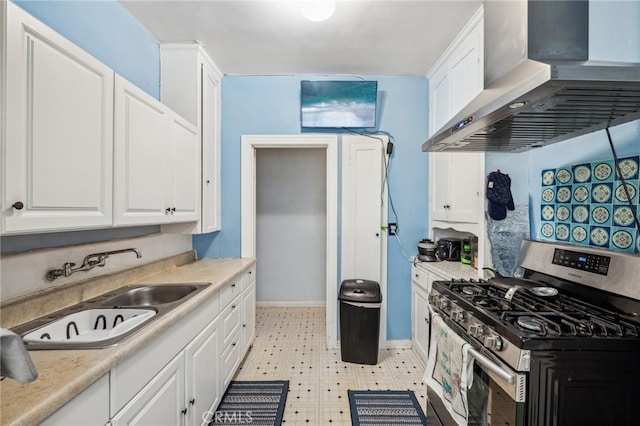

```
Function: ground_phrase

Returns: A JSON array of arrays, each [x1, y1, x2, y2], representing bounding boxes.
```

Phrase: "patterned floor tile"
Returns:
[[233, 307, 428, 422]]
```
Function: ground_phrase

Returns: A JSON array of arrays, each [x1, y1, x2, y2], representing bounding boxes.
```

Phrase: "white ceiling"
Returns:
[[120, 0, 483, 75]]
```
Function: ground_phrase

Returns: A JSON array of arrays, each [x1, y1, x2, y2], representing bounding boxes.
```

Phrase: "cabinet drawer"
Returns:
[[241, 265, 256, 290], [412, 265, 430, 292], [221, 329, 241, 389], [220, 279, 241, 308], [220, 295, 241, 347]]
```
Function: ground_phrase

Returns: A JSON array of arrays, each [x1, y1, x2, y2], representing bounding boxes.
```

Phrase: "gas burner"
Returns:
[[462, 285, 486, 297], [517, 316, 546, 333]]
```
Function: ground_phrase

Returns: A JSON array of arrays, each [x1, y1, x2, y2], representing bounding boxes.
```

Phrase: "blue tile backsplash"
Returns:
[[540, 155, 640, 254]]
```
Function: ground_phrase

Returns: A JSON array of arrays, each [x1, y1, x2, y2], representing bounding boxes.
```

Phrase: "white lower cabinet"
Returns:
[[411, 283, 430, 365], [241, 280, 256, 354], [40, 374, 110, 426], [185, 317, 221, 426], [112, 317, 220, 426], [411, 265, 432, 365], [111, 353, 185, 426], [220, 295, 242, 390]]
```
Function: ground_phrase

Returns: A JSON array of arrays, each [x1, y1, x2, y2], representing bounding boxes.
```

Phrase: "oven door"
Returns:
[[428, 341, 527, 426]]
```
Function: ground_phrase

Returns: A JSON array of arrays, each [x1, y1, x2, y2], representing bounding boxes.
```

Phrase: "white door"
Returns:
[[4, 2, 114, 233], [341, 135, 387, 343]]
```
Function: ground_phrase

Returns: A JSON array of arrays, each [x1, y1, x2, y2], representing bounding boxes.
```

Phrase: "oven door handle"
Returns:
[[467, 347, 516, 385]]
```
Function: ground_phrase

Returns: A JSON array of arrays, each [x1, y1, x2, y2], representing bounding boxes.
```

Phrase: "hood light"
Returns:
[[508, 101, 527, 109]]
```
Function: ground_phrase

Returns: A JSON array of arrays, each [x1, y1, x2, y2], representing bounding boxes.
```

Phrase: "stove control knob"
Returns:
[[437, 298, 450, 310], [484, 335, 503, 351], [469, 323, 483, 337], [451, 309, 465, 322]]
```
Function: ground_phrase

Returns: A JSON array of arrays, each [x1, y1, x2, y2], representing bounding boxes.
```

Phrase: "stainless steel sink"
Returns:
[[13, 283, 210, 350], [101, 284, 203, 307]]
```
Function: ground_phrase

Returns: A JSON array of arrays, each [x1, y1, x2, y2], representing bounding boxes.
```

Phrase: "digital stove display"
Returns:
[[552, 248, 610, 275]]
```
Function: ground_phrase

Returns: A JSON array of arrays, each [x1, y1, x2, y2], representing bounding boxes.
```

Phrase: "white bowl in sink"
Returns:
[[22, 309, 156, 344]]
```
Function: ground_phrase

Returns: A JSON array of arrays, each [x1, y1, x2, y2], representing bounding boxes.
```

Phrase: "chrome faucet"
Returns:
[[45, 248, 142, 282]]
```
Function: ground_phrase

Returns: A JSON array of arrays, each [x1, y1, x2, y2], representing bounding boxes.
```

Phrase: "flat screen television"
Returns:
[[301, 80, 377, 128]]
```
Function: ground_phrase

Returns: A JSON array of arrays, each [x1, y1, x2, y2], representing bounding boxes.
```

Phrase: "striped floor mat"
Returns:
[[348, 390, 427, 425], [211, 380, 288, 426]]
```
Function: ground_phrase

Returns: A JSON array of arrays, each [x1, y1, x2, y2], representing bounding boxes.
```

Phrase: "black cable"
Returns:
[[605, 127, 640, 233], [341, 128, 398, 224]]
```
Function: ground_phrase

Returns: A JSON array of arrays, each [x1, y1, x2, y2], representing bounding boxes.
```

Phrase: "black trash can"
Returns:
[[338, 279, 382, 365]]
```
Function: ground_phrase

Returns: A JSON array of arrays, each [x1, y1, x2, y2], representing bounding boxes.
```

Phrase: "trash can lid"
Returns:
[[338, 279, 382, 303]]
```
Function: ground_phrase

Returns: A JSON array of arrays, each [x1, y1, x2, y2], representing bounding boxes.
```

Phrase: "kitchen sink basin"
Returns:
[[101, 284, 203, 307], [13, 282, 210, 350]]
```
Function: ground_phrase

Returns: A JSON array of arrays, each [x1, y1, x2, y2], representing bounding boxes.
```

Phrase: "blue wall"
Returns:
[[14, 0, 160, 98], [194, 75, 430, 339]]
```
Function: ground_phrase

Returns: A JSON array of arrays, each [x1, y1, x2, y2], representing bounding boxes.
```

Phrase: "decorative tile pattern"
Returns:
[[234, 307, 427, 425], [540, 155, 640, 253]]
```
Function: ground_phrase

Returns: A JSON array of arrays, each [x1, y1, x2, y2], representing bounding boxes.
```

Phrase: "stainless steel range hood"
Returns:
[[422, 0, 640, 153]]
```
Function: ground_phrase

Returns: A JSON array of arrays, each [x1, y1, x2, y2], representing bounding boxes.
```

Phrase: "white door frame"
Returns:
[[241, 134, 339, 348]]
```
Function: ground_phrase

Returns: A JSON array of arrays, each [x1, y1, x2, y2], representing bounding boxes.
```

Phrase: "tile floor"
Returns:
[[233, 306, 428, 425]]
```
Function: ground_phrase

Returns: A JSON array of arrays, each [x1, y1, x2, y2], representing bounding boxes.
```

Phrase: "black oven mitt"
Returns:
[[486, 170, 515, 220]]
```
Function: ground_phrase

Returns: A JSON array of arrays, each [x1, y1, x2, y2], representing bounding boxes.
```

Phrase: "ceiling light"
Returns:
[[300, 0, 336, 22]]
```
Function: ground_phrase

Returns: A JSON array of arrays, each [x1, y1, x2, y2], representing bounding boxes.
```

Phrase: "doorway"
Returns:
[[255, 148, 326, 303], [241, 135, 338, 347]]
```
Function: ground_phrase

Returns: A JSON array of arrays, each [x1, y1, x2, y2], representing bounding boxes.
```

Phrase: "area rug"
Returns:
[[211, 380, 288, 426], [348, 390, 427, 426]]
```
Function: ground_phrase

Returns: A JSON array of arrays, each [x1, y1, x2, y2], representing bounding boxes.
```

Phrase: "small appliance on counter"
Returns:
[[417, 239, 439, 262], [436, 238, 462, 261], [461, 238, 472, 265]]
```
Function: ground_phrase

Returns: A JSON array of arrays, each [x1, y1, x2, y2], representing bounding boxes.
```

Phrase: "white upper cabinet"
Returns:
[[2, 1, 114, 234], [161, 43, 222, 233], [429, 152, 483, 223], [427, 6, 483, 136], [114, 75, 200, 225], [167, 113, 201, 222]]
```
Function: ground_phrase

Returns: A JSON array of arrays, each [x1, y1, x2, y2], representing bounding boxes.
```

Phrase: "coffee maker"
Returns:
[[417, 239, 439, 262]]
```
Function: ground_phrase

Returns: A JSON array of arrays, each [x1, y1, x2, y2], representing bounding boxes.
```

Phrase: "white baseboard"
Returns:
[[256, 300, 326, 308]]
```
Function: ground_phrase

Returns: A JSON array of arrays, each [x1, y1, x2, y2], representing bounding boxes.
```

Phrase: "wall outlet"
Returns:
[[388, 223, 397, 235]]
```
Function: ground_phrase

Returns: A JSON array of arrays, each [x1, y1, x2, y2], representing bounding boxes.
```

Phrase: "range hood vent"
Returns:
[[423, 0, 640, 153]]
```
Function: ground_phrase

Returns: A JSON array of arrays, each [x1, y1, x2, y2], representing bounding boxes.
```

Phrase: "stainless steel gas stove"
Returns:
[[426, 239, 640, 426]]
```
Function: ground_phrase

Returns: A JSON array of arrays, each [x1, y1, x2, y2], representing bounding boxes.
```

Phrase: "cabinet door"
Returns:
[[429, 68, 451, 136], [429, 153, 452, 221], [3, 2, 114, 234], [185, 318, 220, 426], [241, 281, 256, 353], [112, 354, 185, 426], [114, 75, 170, 225], [200, 59, 222, 233], [412, 285, 430, 365], [447, 153, 482, 223], [220, 330, 242, 390], [168, 113, 200, 222], [429, 152, 482, 223], [449, 21, 483, 114]]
